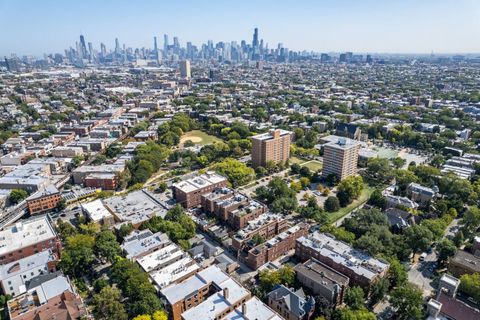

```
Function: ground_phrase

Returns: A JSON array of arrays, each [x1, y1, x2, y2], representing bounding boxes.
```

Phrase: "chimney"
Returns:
[[242, 302, 247, 314], [223, 287, 229, 300]]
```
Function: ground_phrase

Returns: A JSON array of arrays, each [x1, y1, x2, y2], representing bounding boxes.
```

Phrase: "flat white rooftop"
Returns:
[[0, 215, 56, 256], [173, 172, 227, 194]]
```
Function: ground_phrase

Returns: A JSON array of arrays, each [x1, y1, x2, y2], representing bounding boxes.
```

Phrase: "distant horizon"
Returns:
[[1, 0, 480, 57]]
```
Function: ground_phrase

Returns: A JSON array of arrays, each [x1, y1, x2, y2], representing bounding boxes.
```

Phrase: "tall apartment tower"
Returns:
[[251, 129, 293, 168], [179, 60, 191, 79], [322, 138, 360, 181]]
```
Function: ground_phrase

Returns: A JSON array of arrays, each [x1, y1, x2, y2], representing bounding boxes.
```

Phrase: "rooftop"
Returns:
[[121, 229, 171, 260], [297, 232, 389, 280], [0, 215, 57, 256], [173, 172, 227, 194]]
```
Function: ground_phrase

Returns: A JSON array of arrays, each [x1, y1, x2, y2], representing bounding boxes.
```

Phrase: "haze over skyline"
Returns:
[[1, 0, 480, 57]]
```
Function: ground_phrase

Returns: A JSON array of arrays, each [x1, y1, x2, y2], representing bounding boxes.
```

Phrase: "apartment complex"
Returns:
[[295, 258, 349, 306], [240, 224, 308, 270], [295, 233, 389, 289], [173, 172, 228, 208], [251, 129, 293, 168], [121, 229, 171, 260], [322, 138, 360, 181], [0, 215, 61, 265], [232, 213, 288, 252], [160, 265, 283, 320], [201, 188, 267, 230], [26, 185, 61, 215]]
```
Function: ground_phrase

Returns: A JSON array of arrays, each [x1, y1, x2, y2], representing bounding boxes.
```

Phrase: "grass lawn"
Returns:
[[326, 186, 375, 223], [289, 156, 306, 165], [180, 130, 222, 146], [301, 160, 323, 172]]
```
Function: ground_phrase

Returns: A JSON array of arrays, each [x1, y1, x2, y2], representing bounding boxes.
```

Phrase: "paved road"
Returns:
[[407, 217, 461, 297]]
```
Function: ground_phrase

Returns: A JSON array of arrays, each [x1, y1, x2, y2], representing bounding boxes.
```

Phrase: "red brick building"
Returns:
[[26, 185, 61, 215], [84, 173, 119, 190], [173, 172, 228, 208], [0, 216, 61, 265]]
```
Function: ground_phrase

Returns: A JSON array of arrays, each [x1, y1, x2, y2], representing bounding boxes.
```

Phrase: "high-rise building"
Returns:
[[179, 59, 191, 79], [79, 35, 87, 59], [322, 138, 360, 181], [251, 129, 293, 168]]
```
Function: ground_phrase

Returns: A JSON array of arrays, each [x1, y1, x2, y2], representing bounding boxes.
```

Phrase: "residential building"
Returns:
[[406, 182, 436, 204], [7, 272, 87, 320], [173, 172, 228, 208], [232, 213, 288, 252], [240, 224, 308, 270], [180, 60, 191, 79], [81, 199, 115, 227], [267, 285, 315, 320], [201, 188, 267, 230], [448, 250, 480, 277], [0, 250, 58, 297], [0, 215, 61, 265], [322, 138, 360, 181], [295, 233, 389, 289], [294, 258, 349, 306], [121, 229, 171, 260], [84, 172, 119, 190], [335, 123, 361, 140], [136, 242, 199, 290], [251, 129, 293, 168], [160, 265, 283, 320], [26, 185, 61, 215]]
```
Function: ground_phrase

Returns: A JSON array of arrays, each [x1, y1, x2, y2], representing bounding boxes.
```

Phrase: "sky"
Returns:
[[1, 0, 480, 57]]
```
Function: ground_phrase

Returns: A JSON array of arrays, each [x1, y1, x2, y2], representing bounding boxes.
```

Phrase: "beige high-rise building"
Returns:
[[179, 60, 191, 79], [251, 129, 293, 168], [322, 138, 360, 180]]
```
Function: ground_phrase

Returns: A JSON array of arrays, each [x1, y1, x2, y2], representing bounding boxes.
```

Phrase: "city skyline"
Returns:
[[1, 0, 480, 57]]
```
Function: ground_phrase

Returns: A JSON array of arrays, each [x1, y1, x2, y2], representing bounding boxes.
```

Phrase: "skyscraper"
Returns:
[[163, 34, 169, 51], [252, 27, 259, 48], [179, 60, 191, 79], [79, 35, 87, 59], [153, 36, 159, 61]]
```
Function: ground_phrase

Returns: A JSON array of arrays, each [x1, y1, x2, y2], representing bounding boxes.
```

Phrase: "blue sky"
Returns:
[[1, 0, 479, 56]]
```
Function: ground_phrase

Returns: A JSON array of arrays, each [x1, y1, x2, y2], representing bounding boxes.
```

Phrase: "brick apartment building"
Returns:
[[240, 224, 308, 270], [296, 233, 389, 290], [322, 138, 360, 181], [251, 129, 293, 168], [26, 185, 61, 215], [232, 213, 289, 252], [173, 172, 228, 208], [201, 188, 267, 230], [0, 215, 61, 265], [84, 173, 119, 190]]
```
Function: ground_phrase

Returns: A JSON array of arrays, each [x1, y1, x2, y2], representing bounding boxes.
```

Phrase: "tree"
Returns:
[[258, 266, 295, 292], [436, 238, 457, 264], [335, 308, 376, 320], [92, 286, 128, 320], [459, 273, 480, 304], [404, 224, 434, 254], [344, 286, 365, 310], [95, 230, 122, 263], [461, 206, 480, 236], [152, 310, 168, 320], [392, 157, 407, 169], [370, 278, 390, 305], [213, 158, 255, 187], [9, 189, 28, 204], [325, 196, 340, 212], [291, 163, 302, 174], [133, 315, 152, 320], [367, 189, 387, 209], [390, 283, 424, 320], [59, 234, 95, 276], [366, 158, 392, 184], [387, 258, 408, 288]]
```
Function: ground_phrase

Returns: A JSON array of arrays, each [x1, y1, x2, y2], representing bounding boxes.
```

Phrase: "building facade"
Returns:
[[173, 172, 228, 208], [251, 129, 293, 168], [322, 138, 360, 181]]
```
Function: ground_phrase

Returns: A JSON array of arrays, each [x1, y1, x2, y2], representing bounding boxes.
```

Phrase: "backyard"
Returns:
[[327, 186, 375, 224]]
